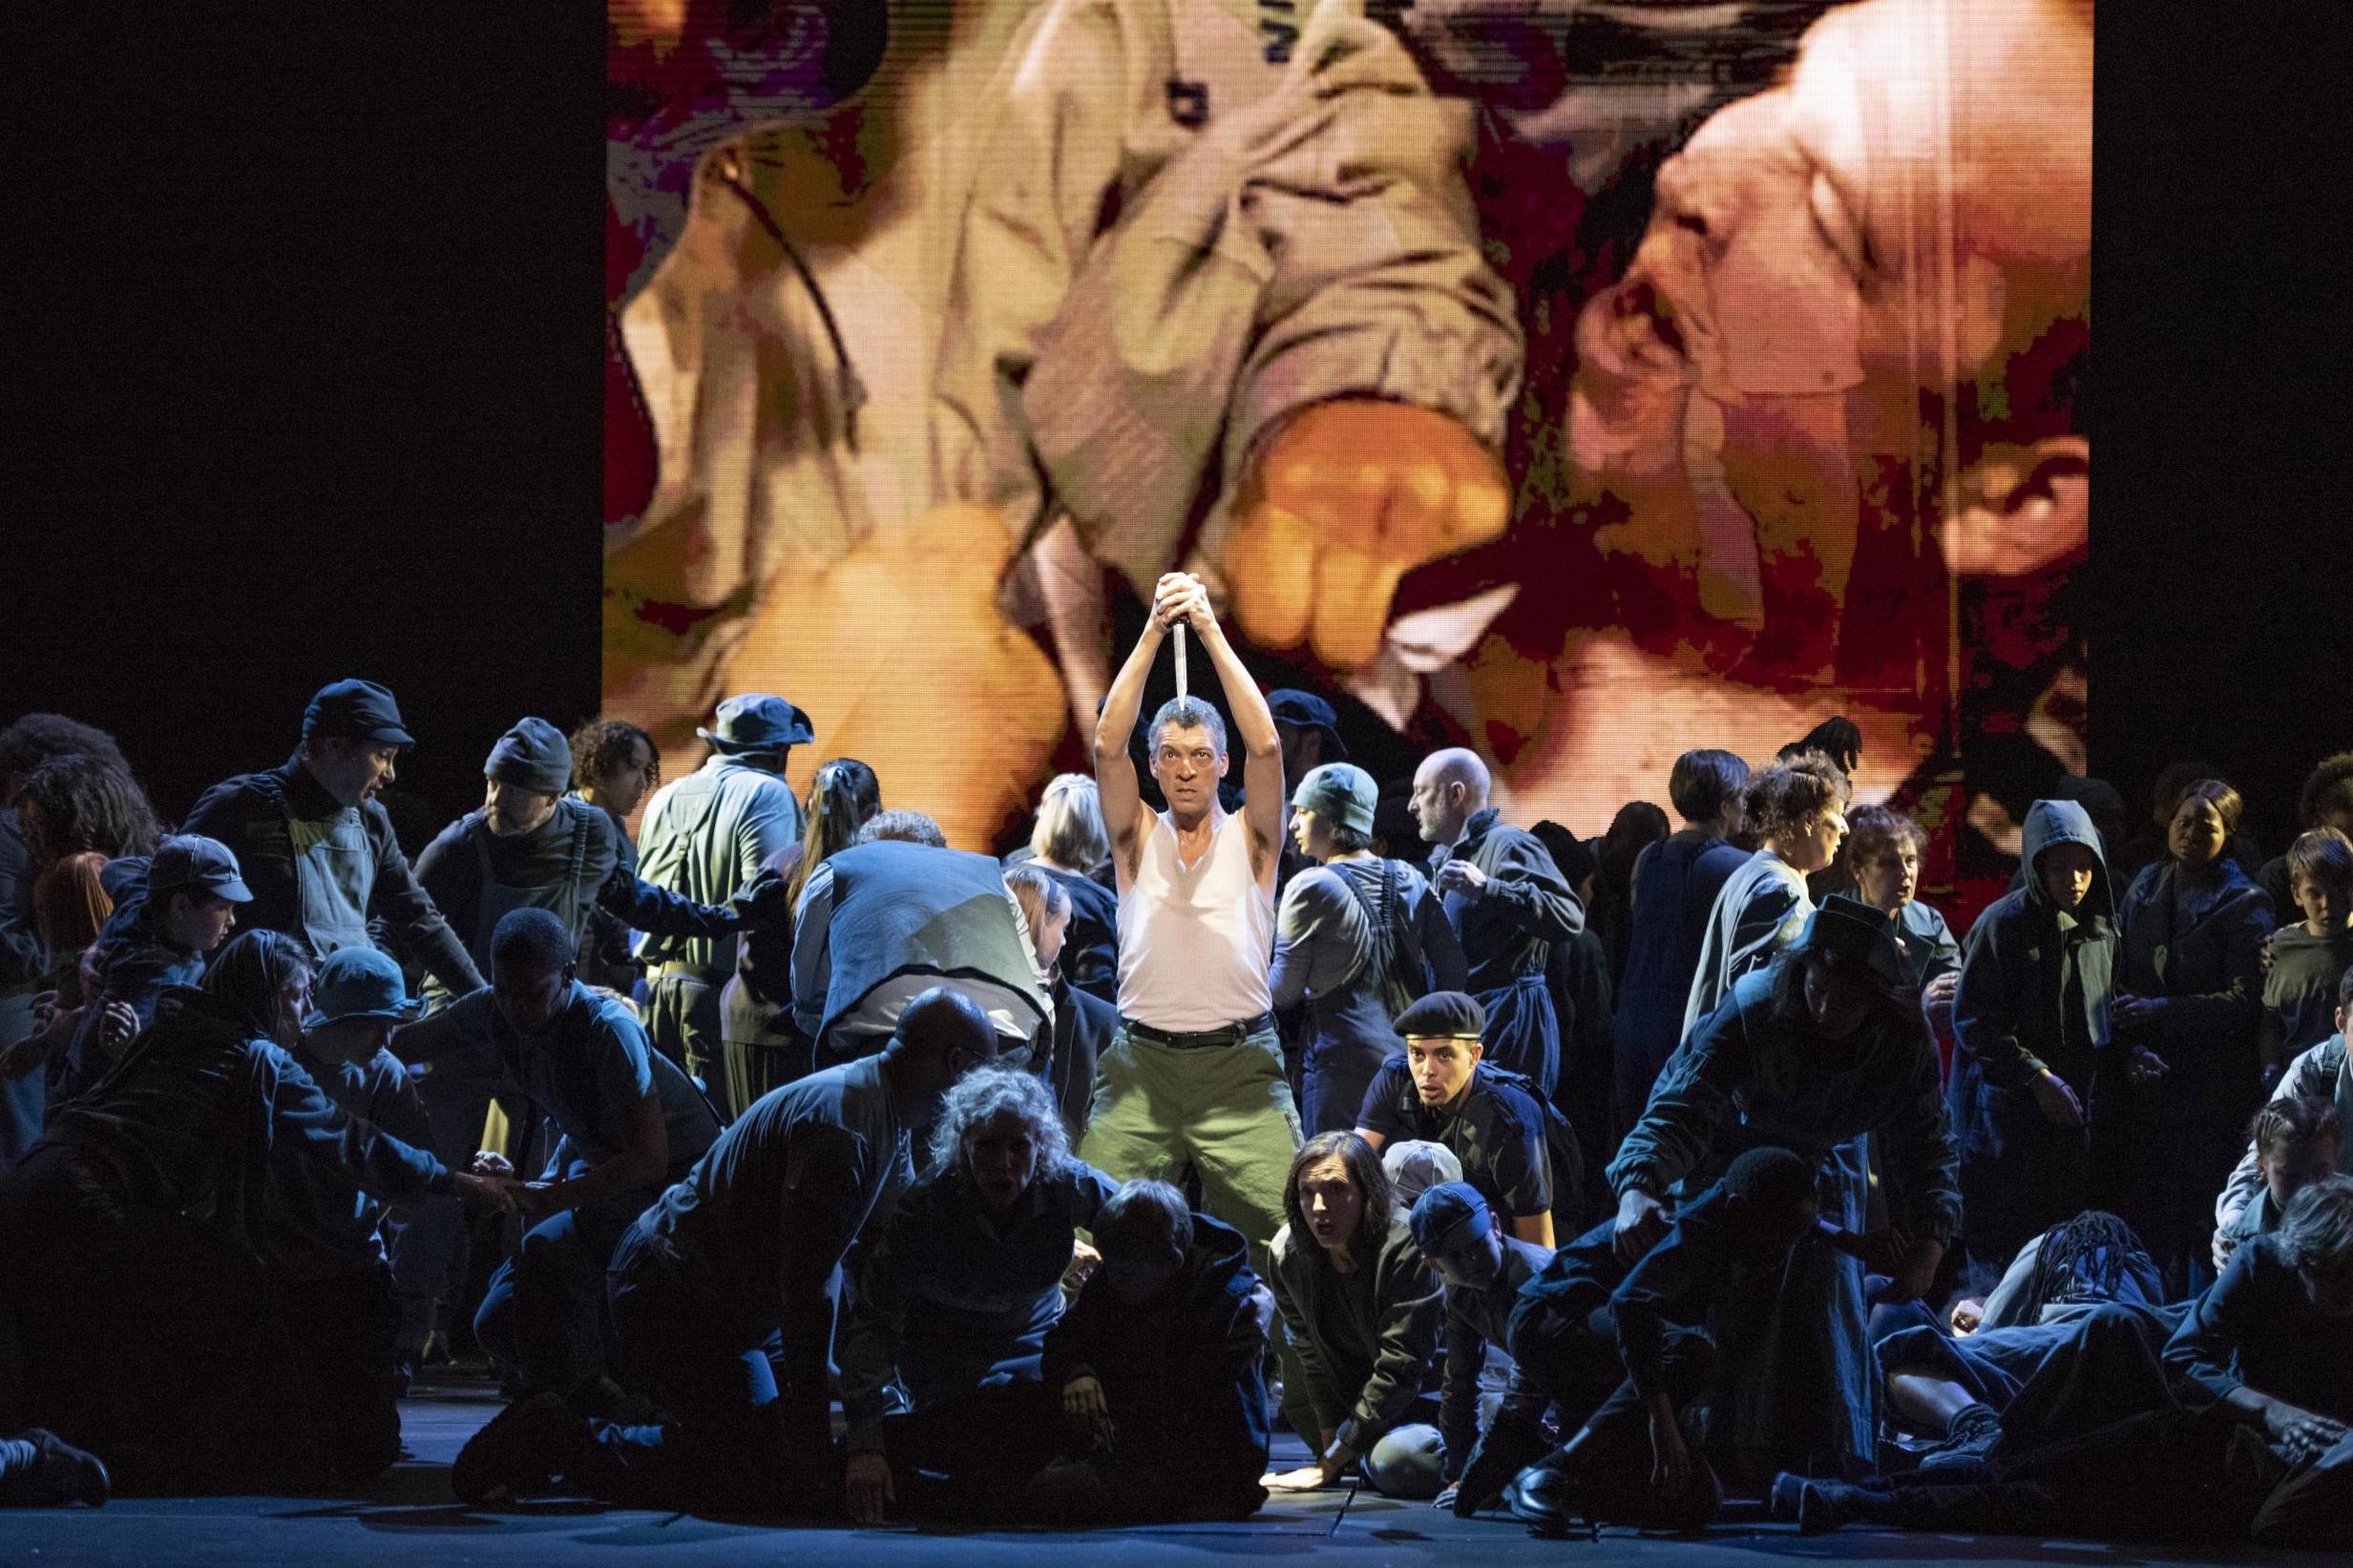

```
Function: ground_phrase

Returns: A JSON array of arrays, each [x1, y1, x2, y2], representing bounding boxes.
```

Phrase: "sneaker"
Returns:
[[25, 1430, 110, 1507], [451, 1391, 587, 1506]]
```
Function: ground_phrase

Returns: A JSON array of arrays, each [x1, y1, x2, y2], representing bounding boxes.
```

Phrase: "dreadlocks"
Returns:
[[2022, 1210, 2153, 1320]]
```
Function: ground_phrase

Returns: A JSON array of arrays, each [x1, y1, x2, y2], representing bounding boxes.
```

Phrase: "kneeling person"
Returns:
[[402, 909, 723, 1404], [1028, 1180, 1272, 1523], [1409, 1181, 1555, 1511], [451, 989, 998, 1515], [1264, 1133, 1447, 1499], [837, 1066, 1119, 1523]]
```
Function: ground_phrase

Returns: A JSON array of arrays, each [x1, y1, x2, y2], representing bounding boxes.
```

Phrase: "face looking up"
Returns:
[[965, 1111, 1042, 1212], [1298, 1156, 1365, 1257]]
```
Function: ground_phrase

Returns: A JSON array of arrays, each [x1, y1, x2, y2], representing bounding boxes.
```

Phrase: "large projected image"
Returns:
[[601, 0, 2089, 909]]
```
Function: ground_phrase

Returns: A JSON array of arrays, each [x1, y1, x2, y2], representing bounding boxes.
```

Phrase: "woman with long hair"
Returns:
[[721, 758, 880, 1104], [1262, 1131, 1448, 1498]]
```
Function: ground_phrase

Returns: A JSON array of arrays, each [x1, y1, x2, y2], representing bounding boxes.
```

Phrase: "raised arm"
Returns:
[[1158, 575, 1282, 874], [1094, 600, 1166, 885]]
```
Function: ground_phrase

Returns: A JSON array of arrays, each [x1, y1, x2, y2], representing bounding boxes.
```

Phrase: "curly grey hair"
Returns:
[[927, 1063, 1070, 1177]]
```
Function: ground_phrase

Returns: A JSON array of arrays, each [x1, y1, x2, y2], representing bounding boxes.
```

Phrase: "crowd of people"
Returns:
[[0, 573, 2345, 1548]]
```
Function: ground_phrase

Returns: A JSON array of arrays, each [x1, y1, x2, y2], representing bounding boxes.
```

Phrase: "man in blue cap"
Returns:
[[182, 679, 484, 998], [413, 717, 746, 1011], [5, 833, 254, 1101], [634, 694, 809, 1108], [270, 945, 434, 1483], [1409, 1181, 1555, 1505]]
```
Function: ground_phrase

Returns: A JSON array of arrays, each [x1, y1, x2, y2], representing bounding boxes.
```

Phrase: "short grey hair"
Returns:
[[2275, 1174, 2353, 1273], [1030, 773, 1108, 868], [1149, 698, 1228, 760], [928, 1063, 1070, 1177]]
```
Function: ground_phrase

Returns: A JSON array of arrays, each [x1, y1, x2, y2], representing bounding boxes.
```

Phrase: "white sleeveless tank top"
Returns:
[[1116, 809, 1273, 1033]]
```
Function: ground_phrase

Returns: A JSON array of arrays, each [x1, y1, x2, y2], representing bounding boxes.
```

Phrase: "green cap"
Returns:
[[1292, 763, 1378, 836]]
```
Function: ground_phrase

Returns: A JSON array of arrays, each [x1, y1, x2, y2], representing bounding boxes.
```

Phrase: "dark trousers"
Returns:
[[1857, 1404, 2283, 1541], [473, 1203, 638, 1395], [567, 1224, 829, 1516], [878, 1382, 1065, 1519], [279, 1266, 406, 1487], [0, 1147, 286, 1494], [645, 972, 725, 1111]]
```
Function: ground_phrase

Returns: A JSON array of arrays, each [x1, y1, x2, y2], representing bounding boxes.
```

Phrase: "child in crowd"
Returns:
[[2260, 827, 2353, 1080]]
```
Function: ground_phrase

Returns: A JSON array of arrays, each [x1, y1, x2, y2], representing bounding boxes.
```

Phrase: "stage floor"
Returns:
[[4, 1381, 2331, 1568]]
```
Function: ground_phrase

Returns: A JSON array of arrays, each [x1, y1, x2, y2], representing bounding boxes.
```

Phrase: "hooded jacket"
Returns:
[[1040, 1210, 1271, 1517], [1949, 800, 2115, 1102]]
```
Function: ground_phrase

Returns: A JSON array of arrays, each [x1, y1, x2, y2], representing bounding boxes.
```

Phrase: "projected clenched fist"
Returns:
[[1222, 400, 1509, 673], [727, 505, 1066, 850]]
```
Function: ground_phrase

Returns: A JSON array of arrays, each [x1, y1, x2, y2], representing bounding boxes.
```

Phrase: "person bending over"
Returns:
[[448, 988, 998, 1516]]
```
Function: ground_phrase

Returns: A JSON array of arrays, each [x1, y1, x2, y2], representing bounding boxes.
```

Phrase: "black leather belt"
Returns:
[[1121, 1013, 1275, 1050]]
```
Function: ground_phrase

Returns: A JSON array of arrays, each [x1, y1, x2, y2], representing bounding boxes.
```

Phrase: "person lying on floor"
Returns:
[[1022, 1179, 1273, 1523], [1776, 1175, 2353, 1549], [1492, 1146, 1822, 1532], [835, 1065, 1118, 1524], [1874, 1209, 2180, 1470], [1263, 1131, 1449, 1499]]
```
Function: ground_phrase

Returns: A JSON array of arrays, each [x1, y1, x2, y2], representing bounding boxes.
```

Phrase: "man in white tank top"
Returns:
[[1080, 572, 1303, 1303]]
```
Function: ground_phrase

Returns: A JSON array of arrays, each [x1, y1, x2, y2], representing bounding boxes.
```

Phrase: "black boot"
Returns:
[[452, 1391, 593, 1506]]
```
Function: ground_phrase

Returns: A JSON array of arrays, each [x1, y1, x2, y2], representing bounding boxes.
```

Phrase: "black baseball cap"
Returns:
[[303, 679, 414, 746], [148, 834, 254, 902]]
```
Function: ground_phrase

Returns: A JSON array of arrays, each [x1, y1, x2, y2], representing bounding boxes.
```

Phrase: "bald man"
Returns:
[[1409, 750, 1584, 1098]]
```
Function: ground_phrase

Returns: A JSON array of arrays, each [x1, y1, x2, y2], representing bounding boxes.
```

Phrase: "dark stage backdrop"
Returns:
[[2, 6, 2346, 877]]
